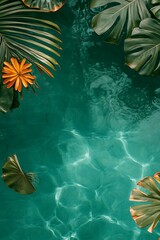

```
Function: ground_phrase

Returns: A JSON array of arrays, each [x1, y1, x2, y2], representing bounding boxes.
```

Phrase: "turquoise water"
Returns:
[[1, 1, 160, 239]]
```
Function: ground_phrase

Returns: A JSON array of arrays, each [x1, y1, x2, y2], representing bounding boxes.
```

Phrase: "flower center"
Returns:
[[17, 72, 22, 77]]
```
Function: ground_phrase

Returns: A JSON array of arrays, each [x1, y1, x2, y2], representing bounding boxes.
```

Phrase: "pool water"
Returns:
[[0, 1, 160, 239]]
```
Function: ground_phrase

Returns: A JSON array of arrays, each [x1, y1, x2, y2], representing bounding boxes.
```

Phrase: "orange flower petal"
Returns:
[[3, 62, 15, 71], [15, 77, 20, 91], [20, 76, 28, 88], [6, 81, 16, 88], [2, 73, 17, 78], [21, 68, 32, 75], [23, 63, 32, 70], [23, 74, 35, 80], [3, 79, 12, 84], [19, 58, 26, 72], [17, 79, 22, 92], [23, 77, 34, 85], [3, 76, 17, 84], [25, 78, 34, 85], [2, 67, 16, 74], [11, 58, 20, 72]]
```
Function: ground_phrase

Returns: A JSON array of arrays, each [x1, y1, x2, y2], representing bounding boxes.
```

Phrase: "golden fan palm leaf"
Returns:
[[22, 0, 66, 12], [2, 154, 37, 194], [130, 174, 160, 233]]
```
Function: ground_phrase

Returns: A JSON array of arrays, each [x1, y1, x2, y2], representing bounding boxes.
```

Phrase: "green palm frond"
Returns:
[[0, 0, 62, 76], [0, 0, 62, 112]]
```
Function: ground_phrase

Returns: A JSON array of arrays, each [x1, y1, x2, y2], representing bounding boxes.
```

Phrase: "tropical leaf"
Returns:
[[130, 174, 160, 233], [0, 0, 62, 78], [151, 6, 160, 20], [124, 18, 160, 76], [90, 0, 151, 44], [154, 172, 160, 184], [2, 154, 37, 194], [0, 85, 14, 113], [151, 0, 160, 20], [0, 32, 15, 112], [0, 0, 62, 112], [151, 0, 160, 3], [22, 0, 66, 12]]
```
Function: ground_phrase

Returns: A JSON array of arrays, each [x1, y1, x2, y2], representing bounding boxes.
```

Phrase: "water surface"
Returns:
[[0, 1, 160, 239]]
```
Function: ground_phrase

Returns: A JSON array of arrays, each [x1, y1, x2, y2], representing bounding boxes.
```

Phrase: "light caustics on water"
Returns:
[[1, 67, 160, 240], [116, 131, 149, 181], [1, 60, 160, 240]]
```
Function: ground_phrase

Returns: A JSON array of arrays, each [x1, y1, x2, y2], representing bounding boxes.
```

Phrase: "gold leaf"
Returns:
[[2, 154, 37, 195]]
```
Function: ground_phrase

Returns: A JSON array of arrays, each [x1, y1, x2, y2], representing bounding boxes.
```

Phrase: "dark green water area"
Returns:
[[1, 1, 160, 239]]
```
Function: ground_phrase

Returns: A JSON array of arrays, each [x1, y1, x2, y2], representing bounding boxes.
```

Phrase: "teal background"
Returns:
[[0, 1, 160, 239]]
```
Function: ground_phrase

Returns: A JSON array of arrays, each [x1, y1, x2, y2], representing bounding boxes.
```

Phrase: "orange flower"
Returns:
[[2, 58, 35, 92]]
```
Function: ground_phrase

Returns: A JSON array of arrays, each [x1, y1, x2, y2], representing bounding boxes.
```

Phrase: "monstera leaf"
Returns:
[[130, 173, 160, 233], [2, 154, 37, 194], [151, 0, 160, 20], [125, 18, 160, 76], [22, 0, 66, 12], [90, 0, 151, 44], [151, 6, 160, 20]]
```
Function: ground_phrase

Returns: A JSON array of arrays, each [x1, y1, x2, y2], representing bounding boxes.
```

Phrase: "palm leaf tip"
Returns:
[[130, 207, 137, 219], [153, 172, 160, 184], [129, 189, 139, 201], [130, 174, 160, 233], [2, 154, 37, 195], [130, 188, 149, 202], [36, 63, 54, 77]]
